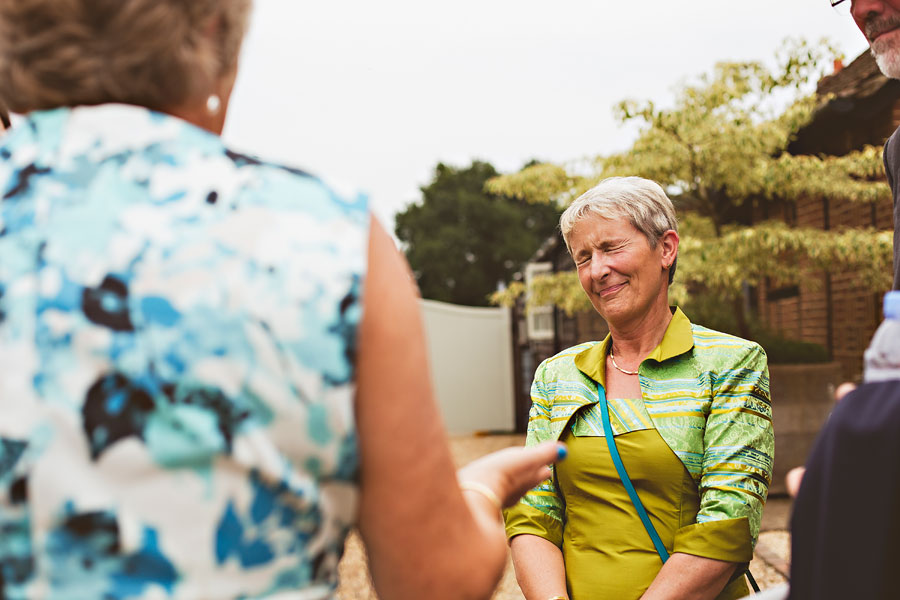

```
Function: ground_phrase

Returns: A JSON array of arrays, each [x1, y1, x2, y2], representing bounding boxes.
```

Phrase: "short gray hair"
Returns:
[[560, 176, 678, 284]]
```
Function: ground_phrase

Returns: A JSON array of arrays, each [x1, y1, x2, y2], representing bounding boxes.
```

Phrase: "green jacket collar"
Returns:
[[573, 307, 694, 387]]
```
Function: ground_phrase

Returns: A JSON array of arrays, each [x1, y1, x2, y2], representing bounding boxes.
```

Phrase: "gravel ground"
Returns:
[[750, 531, 790, 590], [335, 434, 790, 599]]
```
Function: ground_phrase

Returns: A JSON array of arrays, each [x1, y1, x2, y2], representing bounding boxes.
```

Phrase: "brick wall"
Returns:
[[760, 81, 900, 379], [756, 178, 893, 381]]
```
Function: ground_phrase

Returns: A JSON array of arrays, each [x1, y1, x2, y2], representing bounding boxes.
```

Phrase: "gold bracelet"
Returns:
[[547, 596, 567, 600], [459, 481, 502, 512]]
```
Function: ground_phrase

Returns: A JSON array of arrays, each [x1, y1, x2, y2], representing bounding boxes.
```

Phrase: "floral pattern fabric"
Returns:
[[0, 104, 369, 599]]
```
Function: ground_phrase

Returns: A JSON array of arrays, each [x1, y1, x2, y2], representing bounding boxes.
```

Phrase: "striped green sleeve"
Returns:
[[504, 360, 564, 543], [698, 343, 774, 547]]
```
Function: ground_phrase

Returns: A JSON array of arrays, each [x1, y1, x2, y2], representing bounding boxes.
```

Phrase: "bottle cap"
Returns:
[[884, 291, 900, 319]]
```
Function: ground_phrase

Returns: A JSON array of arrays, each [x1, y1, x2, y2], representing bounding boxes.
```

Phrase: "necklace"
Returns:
[[609, 349, 640, 376]]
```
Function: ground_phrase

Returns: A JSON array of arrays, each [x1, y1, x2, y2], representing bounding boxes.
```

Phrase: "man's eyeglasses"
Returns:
[[830, 0, 850, 15]]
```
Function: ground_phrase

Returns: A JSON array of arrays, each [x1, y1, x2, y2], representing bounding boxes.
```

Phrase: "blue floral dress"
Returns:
[[0, 104, 369, 599]]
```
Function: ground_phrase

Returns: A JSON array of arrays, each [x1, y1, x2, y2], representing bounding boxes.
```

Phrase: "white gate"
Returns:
[[419, 299, 515, 434]]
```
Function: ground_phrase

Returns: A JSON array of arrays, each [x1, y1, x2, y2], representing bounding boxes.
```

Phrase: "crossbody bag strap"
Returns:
[[596, 383, 670, 563]]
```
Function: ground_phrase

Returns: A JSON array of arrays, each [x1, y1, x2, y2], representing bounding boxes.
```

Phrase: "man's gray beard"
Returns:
[[867, 14, 900, 80], [873, 45, 900, 79]]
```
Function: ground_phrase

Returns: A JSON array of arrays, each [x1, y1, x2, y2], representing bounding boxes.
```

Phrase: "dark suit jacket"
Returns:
[[788, 381, 900, 599]]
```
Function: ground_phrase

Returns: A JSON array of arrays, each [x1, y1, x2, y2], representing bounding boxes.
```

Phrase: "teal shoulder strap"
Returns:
[[596, 383, 670, 563]]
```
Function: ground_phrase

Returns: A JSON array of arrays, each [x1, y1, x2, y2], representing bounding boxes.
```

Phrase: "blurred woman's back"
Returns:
[[0, 102, 369, 598], [0, 2, 564, 598]]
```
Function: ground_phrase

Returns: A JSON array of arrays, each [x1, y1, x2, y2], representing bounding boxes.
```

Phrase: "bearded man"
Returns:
[[778, 7, 900, 600]]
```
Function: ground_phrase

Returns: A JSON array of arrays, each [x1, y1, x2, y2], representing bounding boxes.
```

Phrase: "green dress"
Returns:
[[552, 401, 749, 599]]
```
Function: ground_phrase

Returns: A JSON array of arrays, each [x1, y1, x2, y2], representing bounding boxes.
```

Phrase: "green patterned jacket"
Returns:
[[506, 308, 774, 558]]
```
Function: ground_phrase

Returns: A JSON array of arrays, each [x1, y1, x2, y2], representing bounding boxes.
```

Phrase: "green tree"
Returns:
[[489, 39, 892, 338], [395, 160, 561, 306]]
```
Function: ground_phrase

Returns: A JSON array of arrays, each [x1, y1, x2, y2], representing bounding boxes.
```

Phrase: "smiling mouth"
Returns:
[[599, 282, 626, 296], [871, 27, 900, 44], [867, 17, 900, 44]]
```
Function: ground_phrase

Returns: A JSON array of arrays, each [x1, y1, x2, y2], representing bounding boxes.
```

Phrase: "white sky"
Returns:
[[223, 1, 870, 232]]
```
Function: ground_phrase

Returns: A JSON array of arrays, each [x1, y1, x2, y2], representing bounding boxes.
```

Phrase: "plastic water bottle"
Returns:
[[863, 291, 900, 382]]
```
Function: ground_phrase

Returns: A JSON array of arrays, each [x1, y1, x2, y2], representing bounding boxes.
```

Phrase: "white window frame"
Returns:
[[525, 262, 554, 341]]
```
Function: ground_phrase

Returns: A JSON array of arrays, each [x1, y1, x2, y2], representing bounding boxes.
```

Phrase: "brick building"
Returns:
[[754, 51, 898, 381]]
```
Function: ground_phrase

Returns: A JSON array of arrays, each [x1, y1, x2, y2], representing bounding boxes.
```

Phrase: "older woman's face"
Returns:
[[569, 214, 672, 324]]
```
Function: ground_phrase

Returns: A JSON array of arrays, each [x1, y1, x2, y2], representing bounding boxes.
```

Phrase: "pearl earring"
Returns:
[[206, 94, 221, 115]]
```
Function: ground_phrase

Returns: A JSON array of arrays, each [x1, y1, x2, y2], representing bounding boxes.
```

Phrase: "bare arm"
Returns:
[[641, 553, 737, 600], [356, 217, 560, 600], [510, 534, 569, 600]]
